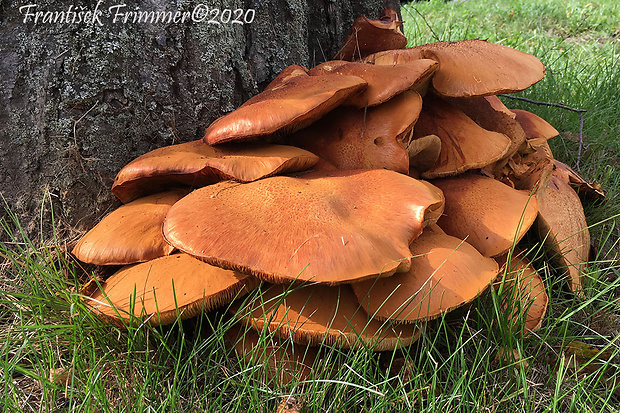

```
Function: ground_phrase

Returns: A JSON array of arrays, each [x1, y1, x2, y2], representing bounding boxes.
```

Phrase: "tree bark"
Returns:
[[0, 0, 400, 239]]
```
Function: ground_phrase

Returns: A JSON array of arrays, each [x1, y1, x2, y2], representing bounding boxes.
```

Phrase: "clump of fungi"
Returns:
[[73, 8, 604, 384]]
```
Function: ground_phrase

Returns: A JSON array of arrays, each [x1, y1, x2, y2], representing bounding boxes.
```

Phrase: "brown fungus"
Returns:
[[308, 60, 438, 108], [203, 75, 367, 145], [224, 324, 321, 385], [537, 172, 590, 293], [233, 284, 421, 350], [111, 140, 319, 203], [85, 253, 259, 326], [367, 40, 544, 97], [495, 250, 548, 334], [288, 90, 423, 173], [433, 174, 538, 257], [335, 8, 407, 61], [72, 189, 188, 265], [163, 169, 444, 284], [512, 109, 559, 142], [352, 225, 499, 322], [413, 95, 512, 179]]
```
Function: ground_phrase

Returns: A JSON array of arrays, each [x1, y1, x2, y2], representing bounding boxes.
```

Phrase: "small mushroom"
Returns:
[[233, 284, 421, 350], [308, 60, 438, 108], [111, 140, 319, 203], [288, 90, 423, 173], [72, 189, 188, 265], [352, 225, 499, 322], [163, 169, 444, 284], [85, 253, 259, 325], [407, 134, 442, 173], [433, 174, 539, 257], [413, 95, 512, 179], [335, 8, 407, 61], [203, 75, 367, 145]]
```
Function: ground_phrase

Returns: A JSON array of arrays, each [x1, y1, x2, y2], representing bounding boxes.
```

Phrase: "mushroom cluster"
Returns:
[[74, 9, 603, 382]]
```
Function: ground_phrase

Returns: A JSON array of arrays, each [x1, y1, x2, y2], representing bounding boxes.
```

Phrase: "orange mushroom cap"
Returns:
[[308, 60, 438, 108], [368, 40, 544, 97], [433, 174, 538, 257], [537, 172, 590, 293], [512, 109, 559, 141], [203, 75, 367, 145], [484, 96, 516, 119], [413, 95, 512, 179], [85, 253, 259, 326], [366, 40, 544, 97], [264, 64, 309, 91], [449, 96, 528, 173], [288, 90, 423, 174], [111, 140, 319, 203], [233, 284, 421, 350], [335, 8, 407, 61], [352, 225, 499, 322], [163, 169, 445, 284], [72, 189, 188, 265], [553, 160, 606, 202]]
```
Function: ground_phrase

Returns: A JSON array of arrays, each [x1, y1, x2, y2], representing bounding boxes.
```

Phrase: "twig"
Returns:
[[408, 7, 440, 42], [500, 94, 587, 171], [73, 100, 100, 148]]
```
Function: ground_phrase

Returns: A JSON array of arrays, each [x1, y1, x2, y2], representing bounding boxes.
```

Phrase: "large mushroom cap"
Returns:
[[413, 95, 512, 179], [85, 253, 259, 325], [234, 284, 421, 350], [163, 169, 445, 284], [495, 251, 548, 334], [433, 175, 539, 257], [111, 140, 319, 203], [203, 75, 367, 145], [308, 60, 438, 108], [335, 8, 407, 61], [72, 189, 188, 265], [289, 90, 423, 174], [352, 226, 499, 322], [537, 173, 590, 293], [422, 40, 545, 97], [368, 40, 544, 97], [366, 40, 544, 97]]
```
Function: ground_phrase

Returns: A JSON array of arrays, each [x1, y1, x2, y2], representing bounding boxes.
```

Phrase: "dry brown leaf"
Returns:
[[276, 396, 302, 413]]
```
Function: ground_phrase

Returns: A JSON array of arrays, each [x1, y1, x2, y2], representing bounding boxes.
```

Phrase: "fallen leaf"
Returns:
[[276, 396, 302, 413]]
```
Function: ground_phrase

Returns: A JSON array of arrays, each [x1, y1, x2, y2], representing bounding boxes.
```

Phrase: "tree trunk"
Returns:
[[0, 0, 400, 239]]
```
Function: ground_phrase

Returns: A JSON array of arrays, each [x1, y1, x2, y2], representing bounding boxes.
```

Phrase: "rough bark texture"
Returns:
[[0, 0, 400, 240]]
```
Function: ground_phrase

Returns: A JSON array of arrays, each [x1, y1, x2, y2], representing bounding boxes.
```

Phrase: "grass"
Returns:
[[1, 0, 620, 411]]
